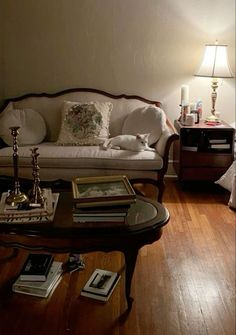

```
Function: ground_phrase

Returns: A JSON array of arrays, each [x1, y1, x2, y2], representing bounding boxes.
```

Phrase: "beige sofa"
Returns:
[[0, 88, 178, 202]]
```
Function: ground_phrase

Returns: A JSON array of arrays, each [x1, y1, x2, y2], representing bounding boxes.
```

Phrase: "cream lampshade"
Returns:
[[195, 41, 234, 121]]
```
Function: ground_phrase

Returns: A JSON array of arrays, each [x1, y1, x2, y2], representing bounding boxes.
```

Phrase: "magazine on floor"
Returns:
[[81, 268, 120, 302]]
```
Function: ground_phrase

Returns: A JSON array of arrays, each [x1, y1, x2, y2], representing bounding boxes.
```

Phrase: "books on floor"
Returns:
[[13, 261, 63, 298], [19, 253, 54, 281], [81, 268, 120, 302], [0, 189, 59, 224]]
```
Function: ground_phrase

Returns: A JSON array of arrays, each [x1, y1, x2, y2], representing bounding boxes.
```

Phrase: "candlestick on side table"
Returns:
[[179, 85, 190, 124], [180, 85, 189, 106]]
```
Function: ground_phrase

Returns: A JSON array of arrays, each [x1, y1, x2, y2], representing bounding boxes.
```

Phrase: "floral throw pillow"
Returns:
[[56, 101, 112, 145]]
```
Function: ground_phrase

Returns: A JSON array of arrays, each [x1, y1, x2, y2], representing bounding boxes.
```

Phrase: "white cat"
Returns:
[[102, 133, 155, 152]]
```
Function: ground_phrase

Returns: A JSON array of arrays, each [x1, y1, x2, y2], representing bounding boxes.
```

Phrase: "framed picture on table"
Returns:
[[72, 175, 136, 208]]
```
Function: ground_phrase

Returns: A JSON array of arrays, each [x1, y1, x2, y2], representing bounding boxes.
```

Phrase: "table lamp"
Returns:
[[194, 40, 234, 121]]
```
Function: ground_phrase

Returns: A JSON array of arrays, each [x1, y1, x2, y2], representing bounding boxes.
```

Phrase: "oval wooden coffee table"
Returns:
[[0, 193, 170, 310]]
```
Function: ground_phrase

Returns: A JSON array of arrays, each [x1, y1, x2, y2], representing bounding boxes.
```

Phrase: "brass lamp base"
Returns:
[[205, 78, 221, 123], [211, 77, 218, 116], [5, 191, 29, 207]]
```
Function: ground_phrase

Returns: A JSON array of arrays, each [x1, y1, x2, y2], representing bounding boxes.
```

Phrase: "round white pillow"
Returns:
[[0, 104, 46, 146], [122, 105, 166, 145]]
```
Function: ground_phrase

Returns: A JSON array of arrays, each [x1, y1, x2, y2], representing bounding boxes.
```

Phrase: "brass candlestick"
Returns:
[[5, 127, 29, 206], [28, 147, 45, 206]]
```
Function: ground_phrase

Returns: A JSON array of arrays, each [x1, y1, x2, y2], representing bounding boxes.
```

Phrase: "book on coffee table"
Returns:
[[19, 253, 54, 281], [0, 188, 53, 217], [73, 204, 130, 216], [13, 261, 63, 298], [72, 202, 130, 225], [0, 192, 59, 224], [81, 268, 120, 302]]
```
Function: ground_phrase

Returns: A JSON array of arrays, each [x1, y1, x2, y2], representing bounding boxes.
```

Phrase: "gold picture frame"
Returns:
[[72, 175, 136, 207]]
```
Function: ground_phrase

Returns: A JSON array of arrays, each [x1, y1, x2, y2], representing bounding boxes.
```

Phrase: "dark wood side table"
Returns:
[[0, 193, 169, 311], [173, 120, 235, 182]]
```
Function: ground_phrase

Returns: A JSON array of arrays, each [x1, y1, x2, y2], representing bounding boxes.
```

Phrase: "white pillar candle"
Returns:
[[181, 85, 189, 106]]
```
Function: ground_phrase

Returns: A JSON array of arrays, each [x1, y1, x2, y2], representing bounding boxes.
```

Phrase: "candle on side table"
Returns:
[[181, 85, 189, 106]]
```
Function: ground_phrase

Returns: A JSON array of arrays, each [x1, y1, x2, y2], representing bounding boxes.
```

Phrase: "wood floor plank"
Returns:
[[0, 179, 235, 335]]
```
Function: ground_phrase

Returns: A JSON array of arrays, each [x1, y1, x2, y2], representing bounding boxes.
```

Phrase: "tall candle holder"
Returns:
[[178, 104, 189, 125], [5, 127, 29, 206], [28, 147, 45, 206]]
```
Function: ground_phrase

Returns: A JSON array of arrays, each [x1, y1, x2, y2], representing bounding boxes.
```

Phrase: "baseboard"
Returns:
[[166, 160, 177, 179], [165, 174, 178, 179]]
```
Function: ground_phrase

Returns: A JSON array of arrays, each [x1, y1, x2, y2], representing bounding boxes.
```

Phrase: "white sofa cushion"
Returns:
[[0, 142, 163, 171], [0, 103, 46, 146], [122, 105, 166, 145], [56, 101, 112, 145]]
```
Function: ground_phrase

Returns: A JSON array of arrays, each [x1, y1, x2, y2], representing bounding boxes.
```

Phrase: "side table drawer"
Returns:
[[181, 167, 229, 181], [174, 119, 235, 182], [181, 152, 233, 167]]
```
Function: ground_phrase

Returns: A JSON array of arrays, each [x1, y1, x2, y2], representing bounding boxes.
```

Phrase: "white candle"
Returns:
[[181, 85, 189, 106]]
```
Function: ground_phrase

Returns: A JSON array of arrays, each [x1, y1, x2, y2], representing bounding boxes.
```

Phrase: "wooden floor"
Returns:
[[0, 179, 235, 335]]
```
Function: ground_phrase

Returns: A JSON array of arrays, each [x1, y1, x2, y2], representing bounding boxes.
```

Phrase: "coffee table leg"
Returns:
[[0, 246, 18, 262], [124, 248, 139, 311]]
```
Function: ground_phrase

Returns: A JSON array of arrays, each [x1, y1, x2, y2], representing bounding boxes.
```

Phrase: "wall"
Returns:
[[0, 0, 4, 105], [1, 0, 235, 124]]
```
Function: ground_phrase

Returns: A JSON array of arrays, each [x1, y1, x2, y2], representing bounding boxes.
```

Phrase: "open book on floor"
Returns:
[[12, 261, 63, 298], [81, 268, 120, 302]]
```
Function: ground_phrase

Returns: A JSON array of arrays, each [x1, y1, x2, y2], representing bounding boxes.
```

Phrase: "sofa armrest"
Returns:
[[155, 118, 179, 172]]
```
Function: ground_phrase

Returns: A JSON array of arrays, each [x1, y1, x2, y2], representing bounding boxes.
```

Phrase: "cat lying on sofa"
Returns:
[[102, 134, 155, 152]]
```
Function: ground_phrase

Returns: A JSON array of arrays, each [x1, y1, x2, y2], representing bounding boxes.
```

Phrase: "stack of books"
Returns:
[[208, 138, 230, 150], [0, 188, 59, 224], [71, 175, 136, 225], [205, 115, 222, 126], [81, 268, 120, 302], [72, 204, 130, 224], [12, 253, 63, 298]]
